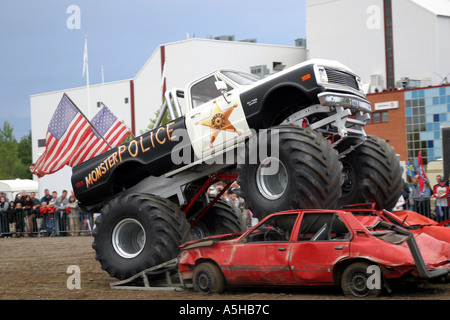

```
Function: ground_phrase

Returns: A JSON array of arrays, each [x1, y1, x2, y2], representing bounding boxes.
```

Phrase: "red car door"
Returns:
[[225, 213, 299, 285], [289, 212, 351, 284]]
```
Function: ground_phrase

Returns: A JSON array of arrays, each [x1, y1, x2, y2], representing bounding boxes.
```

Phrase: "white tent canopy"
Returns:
[[0, 179, 39, 201]]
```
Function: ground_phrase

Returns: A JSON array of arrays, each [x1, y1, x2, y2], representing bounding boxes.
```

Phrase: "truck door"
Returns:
[[185, 73, 249, 160]]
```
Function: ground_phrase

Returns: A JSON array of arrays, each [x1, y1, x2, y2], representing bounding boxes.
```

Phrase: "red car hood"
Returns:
[[179, 233, 242, 250]]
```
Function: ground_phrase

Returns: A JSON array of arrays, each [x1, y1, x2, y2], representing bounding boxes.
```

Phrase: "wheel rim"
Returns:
[[341, 163, 355, 196], [112, 218, 146, 259], [190, 221, 209, 240], [256, 157, 288, 200], [349, 272, 370, 297], [197, 271, 213, 293]]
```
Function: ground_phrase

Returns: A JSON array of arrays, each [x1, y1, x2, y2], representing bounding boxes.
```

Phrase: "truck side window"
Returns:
[[190, 76, 233, 108], [190, 76, 221, 108]]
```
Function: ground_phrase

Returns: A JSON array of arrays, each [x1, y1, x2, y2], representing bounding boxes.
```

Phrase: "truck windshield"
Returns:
[[221, 71, 260, 85]]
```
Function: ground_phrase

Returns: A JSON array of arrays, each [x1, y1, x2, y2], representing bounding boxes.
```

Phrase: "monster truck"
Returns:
[[71, 59, 402, 280]]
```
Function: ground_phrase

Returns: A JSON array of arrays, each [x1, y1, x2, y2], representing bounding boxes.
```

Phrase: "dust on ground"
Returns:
[[0, 236, 449, 300]]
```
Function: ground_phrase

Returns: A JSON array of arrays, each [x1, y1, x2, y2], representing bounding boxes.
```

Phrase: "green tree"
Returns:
[[0, 121, 32, 179], [140, 107, 171, 135]]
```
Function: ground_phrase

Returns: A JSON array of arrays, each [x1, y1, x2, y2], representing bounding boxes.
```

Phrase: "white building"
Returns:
[[30, 38, 306, 195], [306, 0, 450, 92]]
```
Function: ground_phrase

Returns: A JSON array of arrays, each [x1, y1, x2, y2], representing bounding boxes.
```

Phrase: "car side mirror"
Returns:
[[215, 80, 228, 92], [215, 80, 231, 103]]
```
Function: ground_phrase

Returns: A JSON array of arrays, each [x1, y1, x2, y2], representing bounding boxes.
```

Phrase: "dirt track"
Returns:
[[1, 236, 449, 301]]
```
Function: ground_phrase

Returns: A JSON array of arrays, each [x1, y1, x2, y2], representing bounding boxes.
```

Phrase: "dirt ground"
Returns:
[[1, 236, 449, 301]]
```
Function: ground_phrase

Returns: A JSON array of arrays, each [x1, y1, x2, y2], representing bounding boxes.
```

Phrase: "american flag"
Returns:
[[30, 94, 93, 177], [68, 104, 131, 167], [417, 151, 428, 196], [30, 95, 131, 177]]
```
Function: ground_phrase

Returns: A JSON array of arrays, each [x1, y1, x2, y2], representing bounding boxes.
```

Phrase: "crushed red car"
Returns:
[[178, 209, 450, 297], [342, 203, 450, 244]]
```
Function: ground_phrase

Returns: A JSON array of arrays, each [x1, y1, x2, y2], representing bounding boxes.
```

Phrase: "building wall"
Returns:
[[365, 84, 450, 168], [306, 0, 450, 90], [306, 0, 386, 86], [365, 89, 407, 161]]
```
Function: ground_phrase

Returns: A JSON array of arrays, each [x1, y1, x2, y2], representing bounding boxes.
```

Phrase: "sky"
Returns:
[[0, 0, 306, 140]]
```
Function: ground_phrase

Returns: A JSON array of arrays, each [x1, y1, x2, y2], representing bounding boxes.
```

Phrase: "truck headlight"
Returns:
[[356, 76, 364, 92], [317, 66, 328, 83]]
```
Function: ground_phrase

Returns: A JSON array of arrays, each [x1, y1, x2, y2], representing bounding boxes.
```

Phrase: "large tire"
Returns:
[[189, 197, 245, 239], [237, 126, 343, 219], [337, 135, 403, 210], [92, 193, 190, 280]]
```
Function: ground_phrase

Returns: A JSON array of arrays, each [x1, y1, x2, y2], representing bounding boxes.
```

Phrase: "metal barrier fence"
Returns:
[[406, 196, 449, 223], [0, 196, 448, 238], [0, 211, 95, 238]]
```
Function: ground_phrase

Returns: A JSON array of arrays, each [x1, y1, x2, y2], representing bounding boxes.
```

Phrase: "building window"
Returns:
[[37, 139, 46, 148], [125, 97, 129, 104], [404, 86, 450, 165], [372, 111, 388, 123], [250, 65, 268, 78]]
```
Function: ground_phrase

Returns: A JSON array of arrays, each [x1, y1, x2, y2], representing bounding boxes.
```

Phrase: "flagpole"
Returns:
[[64, 93, 113, 149], [101, 65, 105, 104], [83, 35, 91, 119]]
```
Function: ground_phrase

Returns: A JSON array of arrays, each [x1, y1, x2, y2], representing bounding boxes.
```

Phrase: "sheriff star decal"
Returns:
[[195, 100, 242, 148]]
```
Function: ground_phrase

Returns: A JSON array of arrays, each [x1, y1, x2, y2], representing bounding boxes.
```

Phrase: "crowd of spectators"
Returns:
[[0, 189, 93, 238]]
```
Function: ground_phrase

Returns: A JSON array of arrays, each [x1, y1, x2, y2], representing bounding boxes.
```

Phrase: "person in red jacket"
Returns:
[[433, 177, 450, 222], [40, 202, 56, 236]]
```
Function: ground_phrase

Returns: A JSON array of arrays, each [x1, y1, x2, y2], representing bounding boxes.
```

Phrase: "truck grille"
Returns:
[[325, 68, 359, 91]]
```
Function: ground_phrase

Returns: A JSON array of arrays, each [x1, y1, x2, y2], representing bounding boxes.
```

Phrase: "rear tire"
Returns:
[[341, 262, 382, 297], [189, 197, 245, 239], [92, 193, 190, 280], [338, 136, 403, 210], [237, 126, 343, 219]]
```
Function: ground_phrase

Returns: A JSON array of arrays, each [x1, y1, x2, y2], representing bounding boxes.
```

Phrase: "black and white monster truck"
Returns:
[[71, 59, 402, 279]]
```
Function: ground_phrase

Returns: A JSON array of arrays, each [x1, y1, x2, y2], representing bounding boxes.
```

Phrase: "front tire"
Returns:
[[92, 193, 190, 280], [193, 262, 225, 294], [237, 126, 343, 219]]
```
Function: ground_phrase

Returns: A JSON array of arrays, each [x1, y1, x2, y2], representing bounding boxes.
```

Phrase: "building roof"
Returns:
[[410, 0, 450, 17]]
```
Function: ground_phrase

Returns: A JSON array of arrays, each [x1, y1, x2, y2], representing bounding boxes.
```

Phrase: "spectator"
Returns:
[[51, 191, 58, 203], [41, 202, 56, 236], [7, 201, 15, 237], [412, 176, 432, 217], [23, 195, 34, 236], [393, 195, 406, 212], [433, 177, 450, 223], [66, 195, 82, 236], [229, 190, 251, 229], [40, 189, 52, 204], [54, 190, 68, 236], [14, 203, 24, 237], [0, 196, 9, 237], [0, 192, 9, 203]]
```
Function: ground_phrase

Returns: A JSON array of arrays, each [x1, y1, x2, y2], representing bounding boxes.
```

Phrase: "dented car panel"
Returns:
[[178, 209, 450, 292]]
